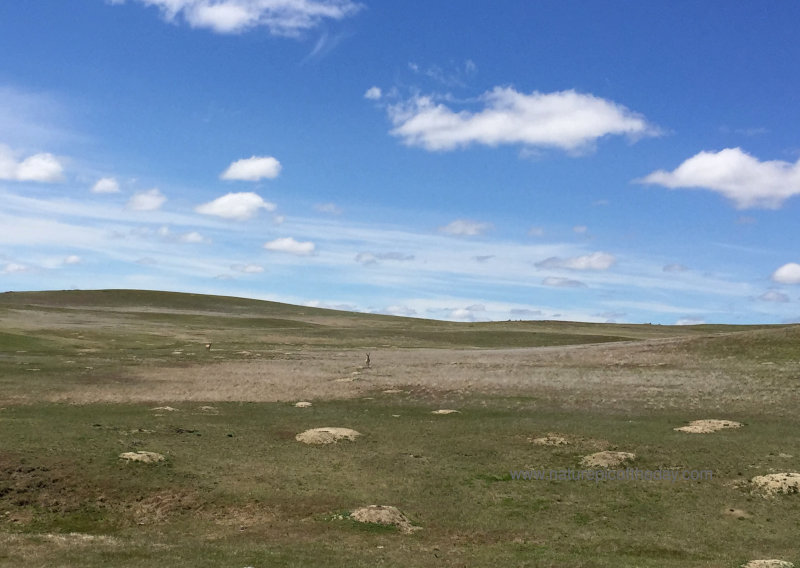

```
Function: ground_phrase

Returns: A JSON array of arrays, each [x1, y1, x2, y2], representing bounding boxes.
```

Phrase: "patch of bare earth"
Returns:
[[350, 505, 420, 533], [581, 451, 635, 468], [295, 427, 361, 445], [119, 451, 166, 463], [431, 409, 459, 415], [750, 473, 800, 496], [674, 419, 742, 433], [294, 401, 312, 408], [742, 561, 795, 568], [530, 433, 570, 446]]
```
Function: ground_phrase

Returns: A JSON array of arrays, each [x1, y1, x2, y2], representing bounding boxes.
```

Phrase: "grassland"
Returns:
[[1, 290, 798, 567]]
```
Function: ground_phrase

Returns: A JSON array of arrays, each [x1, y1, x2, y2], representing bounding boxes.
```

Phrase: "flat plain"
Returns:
[[0, 290, 798, 567]]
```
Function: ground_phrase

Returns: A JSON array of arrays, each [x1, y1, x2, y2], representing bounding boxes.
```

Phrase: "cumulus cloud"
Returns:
[[91, 177, 120, 193], [439, 219, 492, 236], [178, 231, 209, 243], [116, 0, 362, 35], [314, 202, 342, 215], [126, 188, 166, 211], [535, 252, 616, 271], [264, 237, 315, 255], [759, 290, 790, 303], [231, 263, 264, 273], [196, 192, 276, 220], [220, 155, 281, 181], [384, 305, 417, 317], [638, 147, 800, 209], [663, 263, 688, 273], [0, 144, 64, 182], [387, 88, 657, 153], [542, 276, 587, 288], [772, 262, 800, 284], [364, 86, 382, 100]]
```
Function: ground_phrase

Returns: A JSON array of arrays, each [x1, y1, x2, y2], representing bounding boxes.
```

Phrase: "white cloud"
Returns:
[[536, 252, 616, 270], [759, 290, 790, 303], [126, 188, 166, 211], [314, 202, 342, 215], [364, 86, 382, 100], [63, 255, 82, 265], [542, 276, 587, 288], [118, 0, 362, 35], [0, 144, 64, 182], [220, 155, 281, 181], [195, 192, 276, 220], [439, 219, 492, 236], [663, 263, 688, 273], [264, 237, 315, 256], [384, 305, 417, 317], [639, 148, 800, 209], [231, 263, 264, 274], [772, 262, 800, 284], [355, 252, 377, 266], [91, 177, 120, 194], [676, 317, 705, 326], [179, 231, 209, 243], [356, 251, 415, 265], [387, 88, 657, 153], [2, 262, 29, 274]]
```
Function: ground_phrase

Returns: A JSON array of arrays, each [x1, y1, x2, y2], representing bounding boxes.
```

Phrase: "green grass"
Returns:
[[0, 289, 798, 567]]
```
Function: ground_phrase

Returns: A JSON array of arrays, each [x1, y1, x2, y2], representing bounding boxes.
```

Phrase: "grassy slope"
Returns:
[[1, 290, 799, 567]]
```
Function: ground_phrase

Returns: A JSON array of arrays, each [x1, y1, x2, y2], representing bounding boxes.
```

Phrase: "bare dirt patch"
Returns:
[[530, 433, 570, 446], [674, 419, 742, 433], [350, 505, 419, 534], [723, 507, 751, 519], [750, 473, 800, 496], [294, 401, 312, 408], [581, 451, 635, 468], [119, 451, 166, 463], [295, 427, 361, 445], [742, 561, 795, 568], [431, 409, 459, 415]]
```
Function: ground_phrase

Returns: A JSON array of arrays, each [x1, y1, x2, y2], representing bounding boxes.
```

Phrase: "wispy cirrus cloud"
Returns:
[[386, 87, 658, 153], [114, 0, 363, 36], [535, 252, 616, 271], [638, 148, 800, 209], [439, 219, 492, 236]]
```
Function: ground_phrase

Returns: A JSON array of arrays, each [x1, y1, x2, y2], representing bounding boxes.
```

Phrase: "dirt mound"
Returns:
[[530, 433, 570, 446], [350, 505, 419, 533], [431, 409, 459, 415], [723, 507, 751, 519], [150, 406, 179, 412], [741, 561, 794, 568], [119, 451, 166, 463], [294, 401, 312, 408], [751, 472, 800, 496], [581, 451, 635, 468], [675, 419, 742, 433], [295, 427, 361, 445]]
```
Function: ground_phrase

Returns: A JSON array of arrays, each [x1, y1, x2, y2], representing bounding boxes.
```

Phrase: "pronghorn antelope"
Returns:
[[205, 343, 212, 351]]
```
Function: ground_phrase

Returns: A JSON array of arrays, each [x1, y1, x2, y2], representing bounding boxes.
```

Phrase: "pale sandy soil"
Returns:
[[34, 338, 797, 413]]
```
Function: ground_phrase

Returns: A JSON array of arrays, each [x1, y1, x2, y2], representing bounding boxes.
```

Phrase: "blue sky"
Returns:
[[1, 1, 799, 324]]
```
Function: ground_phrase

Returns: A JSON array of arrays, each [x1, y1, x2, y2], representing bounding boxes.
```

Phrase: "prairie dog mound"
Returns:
[[119, 451, 165, 463], [751, 473, 800, 496], [295, 427, 361, 445], [350, 505, 419, 533], [581, 451, 635, 468], [675, 419, 742, 433]]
